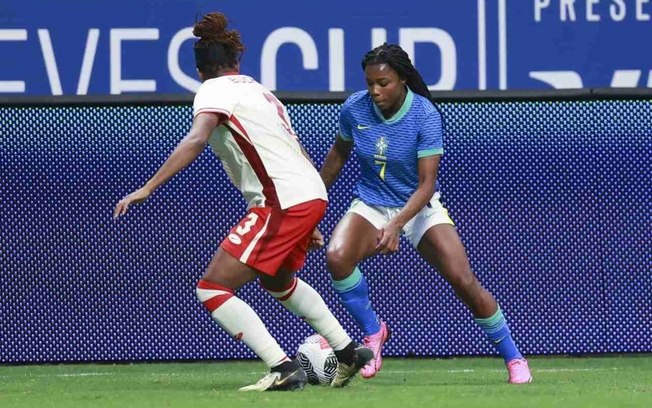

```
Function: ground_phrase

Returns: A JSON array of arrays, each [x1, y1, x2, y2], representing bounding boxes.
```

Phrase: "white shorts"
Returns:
[[347, 194, 454, 248]]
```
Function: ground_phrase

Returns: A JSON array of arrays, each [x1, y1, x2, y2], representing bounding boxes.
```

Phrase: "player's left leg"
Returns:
[[408, 199, 531, 384], [262, 271, 352, 354], [198, 248, 306, 391], [262, 270, 373, 388]]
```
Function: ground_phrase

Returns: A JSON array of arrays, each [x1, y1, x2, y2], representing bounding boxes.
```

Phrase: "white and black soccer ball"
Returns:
[[296, 334, 338, 385]]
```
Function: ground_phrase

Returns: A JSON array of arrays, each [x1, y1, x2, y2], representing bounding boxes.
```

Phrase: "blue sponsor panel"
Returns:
[[508, 0, 652, 89], [0, 0, 477, 94], [1, 98, 650, 363], [1, 0, 651, 94]]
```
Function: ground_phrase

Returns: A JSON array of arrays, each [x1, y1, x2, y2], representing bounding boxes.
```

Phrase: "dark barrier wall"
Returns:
[[1, 93, 651, 363]]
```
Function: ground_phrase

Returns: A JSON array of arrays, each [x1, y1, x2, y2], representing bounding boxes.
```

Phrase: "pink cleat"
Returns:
[[360, 321, 391, 379], [506, 358, 533, 384]]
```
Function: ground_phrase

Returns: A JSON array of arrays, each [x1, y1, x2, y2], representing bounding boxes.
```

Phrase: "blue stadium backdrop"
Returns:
[[2, 0, 652, 95], [2, 95, 650, 363]]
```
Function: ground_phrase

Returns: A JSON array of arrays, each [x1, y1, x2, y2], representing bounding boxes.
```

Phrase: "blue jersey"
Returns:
[[339, 88, 444, 207]]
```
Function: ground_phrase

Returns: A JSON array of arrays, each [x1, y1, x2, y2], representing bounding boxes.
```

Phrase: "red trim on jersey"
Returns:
[[227, 115, 253, 144], [226, 116, 280, 208], [195, 108, 231, 121]]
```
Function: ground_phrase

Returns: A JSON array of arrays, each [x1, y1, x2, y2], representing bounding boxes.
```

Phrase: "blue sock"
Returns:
[[474, 307, 523, 363], [331, 267, 380, 336]]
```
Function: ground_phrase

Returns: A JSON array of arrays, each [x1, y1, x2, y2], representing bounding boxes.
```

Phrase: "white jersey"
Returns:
[[193, 74, 327, 210]]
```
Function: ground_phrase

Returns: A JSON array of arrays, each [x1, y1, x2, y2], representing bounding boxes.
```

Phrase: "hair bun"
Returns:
[[193, 12, 228, 42]]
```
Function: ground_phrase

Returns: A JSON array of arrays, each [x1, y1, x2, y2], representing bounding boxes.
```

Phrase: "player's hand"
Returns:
[[376, 222, 401, 255], [113, 186, 152, 219], [308, 228, 325, 251]]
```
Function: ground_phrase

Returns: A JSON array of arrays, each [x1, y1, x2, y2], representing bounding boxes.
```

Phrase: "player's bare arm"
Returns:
[[376, 155, 439, 254], [113, 112, 222, 219], [319, 135, 353, 189]]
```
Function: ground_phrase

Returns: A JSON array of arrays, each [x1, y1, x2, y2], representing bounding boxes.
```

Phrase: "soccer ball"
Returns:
[[296, 334, 338, 385]]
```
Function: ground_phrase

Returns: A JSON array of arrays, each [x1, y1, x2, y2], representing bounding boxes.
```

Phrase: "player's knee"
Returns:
[[195, 279, 235, 313], [325, 247, 353, 279]]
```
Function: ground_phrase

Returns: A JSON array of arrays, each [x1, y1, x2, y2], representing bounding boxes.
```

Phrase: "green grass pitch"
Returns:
[[1, 356, 650, 408]]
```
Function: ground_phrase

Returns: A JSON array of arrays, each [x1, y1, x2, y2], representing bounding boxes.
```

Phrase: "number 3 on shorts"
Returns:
[[228, 213, 259, 245], [236, 213, 259, 235]]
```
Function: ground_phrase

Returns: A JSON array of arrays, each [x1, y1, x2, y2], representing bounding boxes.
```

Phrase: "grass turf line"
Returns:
[[0, 356, 650, 408]]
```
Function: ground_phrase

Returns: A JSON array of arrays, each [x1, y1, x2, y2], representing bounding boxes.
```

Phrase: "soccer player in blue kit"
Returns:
[[319, 44, 532, 384]]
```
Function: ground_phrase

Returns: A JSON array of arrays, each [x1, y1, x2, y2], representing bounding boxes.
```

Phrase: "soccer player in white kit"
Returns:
[[113, 12, 371, 391]]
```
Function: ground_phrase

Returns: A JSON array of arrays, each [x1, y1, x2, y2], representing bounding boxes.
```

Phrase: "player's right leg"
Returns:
[[197, 248, 304, 391], [326, 204, 390, 379], [416, 223, 532, 384]]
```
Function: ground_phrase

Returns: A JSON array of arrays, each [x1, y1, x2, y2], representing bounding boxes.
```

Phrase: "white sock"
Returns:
[[265, 277, 352, 351], [196, 279, 288, 368]]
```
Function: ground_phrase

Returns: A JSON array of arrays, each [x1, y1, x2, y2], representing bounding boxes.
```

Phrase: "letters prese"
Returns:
[[534, 0, 651, 22]]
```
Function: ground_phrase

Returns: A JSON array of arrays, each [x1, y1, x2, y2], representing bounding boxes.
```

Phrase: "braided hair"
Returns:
[[193, 12, 245, 78], [362, 43, 433, 105]]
